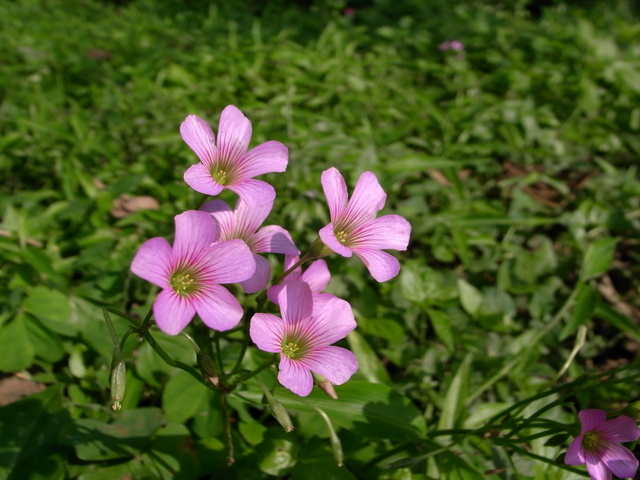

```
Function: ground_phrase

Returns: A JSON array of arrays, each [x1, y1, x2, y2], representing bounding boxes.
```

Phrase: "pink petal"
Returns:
[[234, 198, 273, 235], [153, 289, 196, 335], [602, 442, 639, 478], [200, 199, 234, 241], [343, 171, 386, 222], [241, 254, 271, 294], [565, 436, 585, 465], [238, 141, 288, 177], [201, 239, 255, 284], [278, 281, 313, 326], [580, 410, 608, 434], [304, 296, 356, 347], [301, 259, 330, 293], [180, 114, 216, 165], [599, 416, 640, 443], [585, 452, 613, 480], [216, 105, 252, 164], [321, 168, 348, 222], [278, 357, 313, 396], [227, 179, 276, 206], [173, 210, 218, 259], [184, 163, 224, 196], [252, 225, 299, 254], [267, 283, 284, 304], [301, 346, 358, 386], [319, 223, 352, 257], [249, 313, 285, 353], [353, 247, 401, 282], [191, 285, 244, 331], [311, 293, 336, 315], [352, 215, 411, 251], [131, 237, 173, 289]]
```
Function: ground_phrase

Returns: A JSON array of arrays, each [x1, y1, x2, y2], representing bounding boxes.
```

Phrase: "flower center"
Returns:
[[281, 342, 301, 359], [335, 229, 348, 245], [169, 270, 200, 296], [211, 168, 228, 185], [582, 431, 603, 452]]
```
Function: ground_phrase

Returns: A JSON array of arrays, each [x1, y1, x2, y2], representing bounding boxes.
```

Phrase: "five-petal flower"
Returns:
[[180, 105, 288, 206], [319, 167, 411, 282], [565, 409, 640, 480], [250, 281, 358, 396], [131, 210, 255, 335]]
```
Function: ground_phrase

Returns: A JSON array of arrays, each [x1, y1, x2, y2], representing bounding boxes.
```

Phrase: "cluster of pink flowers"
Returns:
[[131, 105, 411, 396]]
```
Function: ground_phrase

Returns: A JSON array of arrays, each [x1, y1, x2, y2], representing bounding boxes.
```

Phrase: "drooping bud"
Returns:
[[109, 347, 126, 411]]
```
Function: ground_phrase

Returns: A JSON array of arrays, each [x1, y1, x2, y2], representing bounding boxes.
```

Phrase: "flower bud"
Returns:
[[197, 352, 219, 387], [109, 352, 126, 411]]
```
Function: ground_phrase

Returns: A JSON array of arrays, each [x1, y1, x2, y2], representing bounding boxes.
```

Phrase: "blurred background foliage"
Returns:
[[1, 0, 639, 478]]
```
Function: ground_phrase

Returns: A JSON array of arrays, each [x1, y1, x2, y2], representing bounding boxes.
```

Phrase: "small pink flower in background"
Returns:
[[267, 255, 331, 306], [439, 40, 464, 51], [319, 167, 411, 282], [344, 7, 356, 16], [565, 409, 639, 480], [131, 210, 255, 335], [201, 199, 300, 293], [180, 105, 288, 206], [250, 281, 358, 397]]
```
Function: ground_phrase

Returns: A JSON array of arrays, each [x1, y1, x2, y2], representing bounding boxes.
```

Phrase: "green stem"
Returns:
[[228, 356, 278, 390]]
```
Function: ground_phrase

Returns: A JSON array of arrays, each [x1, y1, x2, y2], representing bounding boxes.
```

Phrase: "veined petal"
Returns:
[[321, 168, 348, 222], [153, 289, 196, 335], [564, 436, 585, 465], [201, 200, 234, 241], [201, 239, 255, 284], [311, 293, 336, 316], [601, 442, 639, 478], [241, 254, 271, 294], [301, 346, 358, 386], [217, 105, 252, 164], [301, 259, 330, 293], [250, 313, 285, 353], [184, 163, 225, 196], [192, 285, 243, 331], [278, 281, 313, 326], [227, 178, 276, 206], [237, 141, 288, 177], [304, 296, 356, 347], [234, 198, 274, 237], [580, 410, 608, 434], [319, 223, 352, 257], [599, 416, 640, 443], [252, 225, 299, 254], [353, 248, 401, 282], [173, 210, 218, 260], [351, 215, 411, 251], [278, 357, 313, 396], [585, 452, 613, 480], [180, 114, 216, 165], [131, 237, 173, 289], [343, 171, 386, 223]]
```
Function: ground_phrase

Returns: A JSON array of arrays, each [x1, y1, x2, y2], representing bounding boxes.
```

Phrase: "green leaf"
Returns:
[[237, 381, 426, 441], [23, 315, 65, 363], [0, 384, 65, 480], [438, 354, 472, 430], [436, 451, 485, 479], [346, 331, 392, 385], [595, 303, 640, 341], [559, 283, 598, 340], [256, 429, 299, 476], [427, 309, 455, 351], [457, 279, 482, 316], [162, 370, 212, 424], [0, 313, 35, 372], [23, 287, 74, 336], [580, 238, 619, 280]]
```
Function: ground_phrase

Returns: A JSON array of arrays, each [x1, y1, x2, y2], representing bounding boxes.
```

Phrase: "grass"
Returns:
[[1, 0, 640, 479]]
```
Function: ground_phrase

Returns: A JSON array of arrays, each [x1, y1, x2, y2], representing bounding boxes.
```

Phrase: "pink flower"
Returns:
[[439, 40, 464, 51], [180, 105, 288, 206], [201, 198, 300, 293], [250, 281, 358, 397], [565, 409, 640, 480], [267, 255, 331, 305], [131, 210, 255, 335], [319, 167, 411, 282]]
